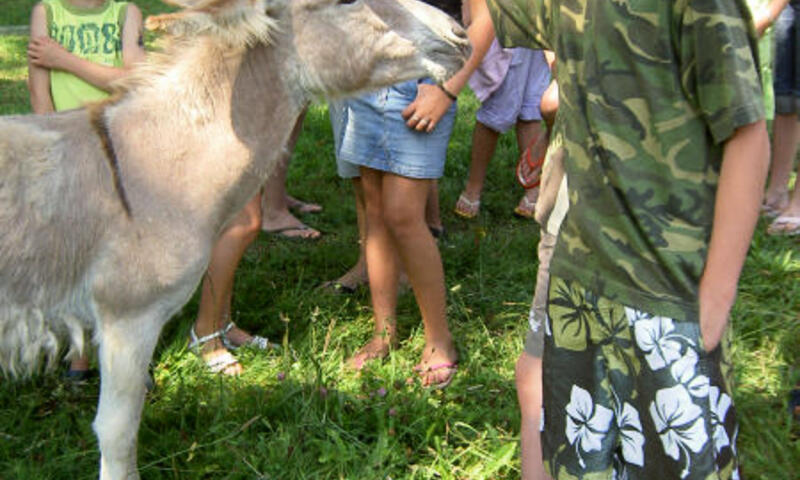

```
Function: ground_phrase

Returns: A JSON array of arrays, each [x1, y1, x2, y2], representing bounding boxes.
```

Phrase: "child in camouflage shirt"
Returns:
[[485, 1, 770, 478]]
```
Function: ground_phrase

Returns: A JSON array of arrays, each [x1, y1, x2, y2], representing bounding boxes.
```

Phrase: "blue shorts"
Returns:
[[476, 49, 550, 133], [773, 2, 800, 114], [330, 78, 457, 179]]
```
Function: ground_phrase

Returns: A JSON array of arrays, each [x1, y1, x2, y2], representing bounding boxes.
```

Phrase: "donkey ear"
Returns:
[[157, 0, 198, 7], [146, 0, 273, 43], [144, 1, 243, 33], [157, 0, 259, 12], [182, 0, 262, 14], [144, 12, 190, 32]]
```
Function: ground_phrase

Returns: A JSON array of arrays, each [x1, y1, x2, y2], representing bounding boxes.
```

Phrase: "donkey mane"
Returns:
[[0, 0, 470, 475], [113, 0, 277, 95]]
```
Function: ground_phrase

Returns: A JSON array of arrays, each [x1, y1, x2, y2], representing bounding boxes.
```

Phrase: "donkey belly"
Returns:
[[0, 115, 116, 376], [0, 209, 100, 377]]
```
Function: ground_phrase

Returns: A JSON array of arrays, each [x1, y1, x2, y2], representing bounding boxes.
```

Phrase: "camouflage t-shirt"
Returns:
[[486, 0, 765, 320]]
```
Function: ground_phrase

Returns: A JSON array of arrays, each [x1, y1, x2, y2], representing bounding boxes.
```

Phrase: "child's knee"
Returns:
[[226, 204, 262, 241], [540, 82, 559, 124]]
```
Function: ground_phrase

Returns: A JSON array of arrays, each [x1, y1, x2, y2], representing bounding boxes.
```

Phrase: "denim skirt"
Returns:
[[332, 78, 457, 180]]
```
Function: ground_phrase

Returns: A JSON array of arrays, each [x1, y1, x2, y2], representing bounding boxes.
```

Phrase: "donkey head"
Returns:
[[147, 0, 470, 97], [285, 0, 470, 96]]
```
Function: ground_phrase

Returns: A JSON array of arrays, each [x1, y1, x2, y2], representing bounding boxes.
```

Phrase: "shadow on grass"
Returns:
[[1, 344, 520, 480]]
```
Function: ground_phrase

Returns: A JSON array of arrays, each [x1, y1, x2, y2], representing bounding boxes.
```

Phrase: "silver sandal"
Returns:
[[220, 321, 280, 351], [188, 326, 241, 374]]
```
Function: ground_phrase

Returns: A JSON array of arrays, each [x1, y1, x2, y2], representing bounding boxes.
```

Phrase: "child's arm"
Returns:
[[28, 4, 146, 93], [402, 0, 495, 132], [27, 3, 55, 113], [441, 0, 495, 100], [699, 119, 769, 352]]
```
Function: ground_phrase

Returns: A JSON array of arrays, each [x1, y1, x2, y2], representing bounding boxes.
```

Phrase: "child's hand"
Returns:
[[753, 7, 774, 37], [402, 83, 453, 133], [698, 287, 733, 353], [28, 36, 69, 70]]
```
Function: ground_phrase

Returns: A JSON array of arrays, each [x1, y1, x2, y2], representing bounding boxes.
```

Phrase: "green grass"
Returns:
[[0, 0, 174, 26], [1, 30, 800, 480]]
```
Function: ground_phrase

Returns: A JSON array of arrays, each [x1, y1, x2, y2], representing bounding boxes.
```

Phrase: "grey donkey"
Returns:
[[0, 0, 469, 477]]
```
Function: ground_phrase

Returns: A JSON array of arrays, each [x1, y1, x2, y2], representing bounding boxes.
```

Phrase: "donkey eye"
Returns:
[[338, 0, 358, 5]]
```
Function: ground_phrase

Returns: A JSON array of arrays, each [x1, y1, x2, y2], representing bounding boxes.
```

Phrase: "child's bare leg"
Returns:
[[456, 122, 500, 217], [516, 352, 549, 480], [194, 194, 261, 375], [764, 113, 800, 211], [769, 167, 800, 234], [426, 180, 444, 234], [515, 119, 544, 216], [349, 169, 400, 369], [261, 111, 320, 238], [378, 172, 456, 385], [68, 354, 90, 376], [325, 178, 368, 292]]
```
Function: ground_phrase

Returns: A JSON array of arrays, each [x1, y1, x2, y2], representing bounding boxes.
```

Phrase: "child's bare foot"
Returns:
[[262, 210, 320, 239], [514, 188, 539, 219], [454, 192, 480, 219], [321, 261, 368, 294], [762, 191, 790, 218], [189, 326, 243, 376], [200, 339, 243, 376], [287, 195, 322, 214], [348, 336, 393, 370]]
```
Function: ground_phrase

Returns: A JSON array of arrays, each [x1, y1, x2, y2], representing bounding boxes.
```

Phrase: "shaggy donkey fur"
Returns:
[[0, 0, 468, 477]]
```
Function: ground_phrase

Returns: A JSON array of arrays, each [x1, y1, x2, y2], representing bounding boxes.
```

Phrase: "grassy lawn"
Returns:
[[1, 25, 799, 480], [1, 0, 174, 26]]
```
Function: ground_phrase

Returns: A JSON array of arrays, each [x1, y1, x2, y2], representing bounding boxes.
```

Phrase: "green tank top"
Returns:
[[43, 0, 128, 111]]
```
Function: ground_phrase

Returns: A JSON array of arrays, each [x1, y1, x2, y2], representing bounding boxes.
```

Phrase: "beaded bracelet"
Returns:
[[436, 83, 458, 102]]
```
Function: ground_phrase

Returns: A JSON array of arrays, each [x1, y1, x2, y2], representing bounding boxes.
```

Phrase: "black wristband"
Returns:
[[436, 83, 457, 102]]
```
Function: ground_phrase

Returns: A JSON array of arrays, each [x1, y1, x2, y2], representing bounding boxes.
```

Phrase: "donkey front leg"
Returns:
[[93, 311, 164, 480]]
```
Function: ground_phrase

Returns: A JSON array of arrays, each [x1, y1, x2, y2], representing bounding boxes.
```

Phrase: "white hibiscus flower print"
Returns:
[[528, 307, 542, 333], [650, 385, 708, 479], [632, 315, 692, 371], [565, 385, 613, 467], [670, 349, 710, 398], [540, 407, 545, 432], [624, 306, 650, 326], [708, 386, 732, 454], [545, 312, 552, 337], [616, 402, 645, 467]]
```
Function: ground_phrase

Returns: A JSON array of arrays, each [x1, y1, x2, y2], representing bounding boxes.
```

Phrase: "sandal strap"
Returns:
[[457, 193, 480, 208], [248, 335, 280, 350], [517, 131, 549, 189], [221, 322, 280, 351], [188, 325, 228, 350]]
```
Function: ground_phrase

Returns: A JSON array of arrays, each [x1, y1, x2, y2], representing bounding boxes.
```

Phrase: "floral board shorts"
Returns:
[[542, 276, 739, 480]]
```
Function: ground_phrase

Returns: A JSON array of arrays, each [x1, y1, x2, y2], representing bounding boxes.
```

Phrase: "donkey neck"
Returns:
[[106, 36, 308, 228]]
